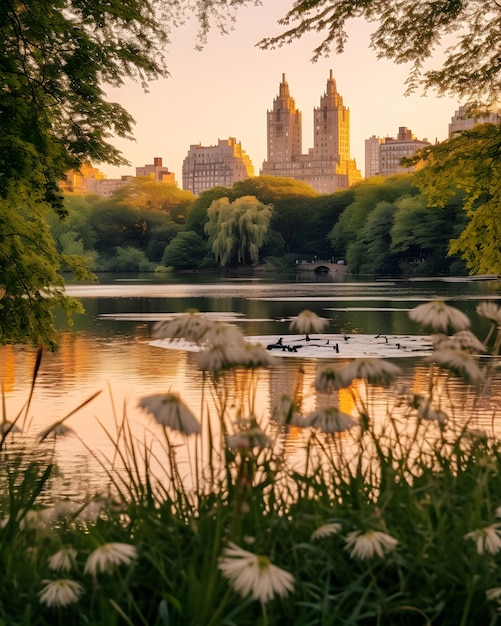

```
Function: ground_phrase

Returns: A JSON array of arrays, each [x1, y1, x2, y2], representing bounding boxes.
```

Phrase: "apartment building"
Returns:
[[136, 157, 176, 184], [261, 71, 362, 193], [182, 138, 254, 195], [448, 104, 501, 137], [364, 127, 430, 177]]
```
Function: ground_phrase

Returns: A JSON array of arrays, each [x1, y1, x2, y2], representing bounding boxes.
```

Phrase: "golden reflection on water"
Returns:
[[2, 330, 501, 502]]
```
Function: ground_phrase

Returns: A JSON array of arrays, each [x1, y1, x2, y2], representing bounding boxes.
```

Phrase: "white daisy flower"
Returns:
[[409, 300, 470, 333], [315, 365, 350, 392], [304, 407, 357, 433], [339, 358, 401, 387], [196, 342, 248, 373], [311, 523, 343, 540], [345, 529, 398, 560], [486, 587, 501, 602], [431, 331, 485, 353], [238, 342, 277, 369], [424, 349, 484, 385], [84, 542, 137, 577], [48, 548, 78, 573], [289, 310, 329, 335], [218, 542, 294, 604], [152, 310, 214, 343], [138, 393, 200, 435], [464, 524, 501, 555], [38, 579, 84, 608], [204, 321, 246, 347], [226, 423, 273, 451], [477, 301, 501, 326]]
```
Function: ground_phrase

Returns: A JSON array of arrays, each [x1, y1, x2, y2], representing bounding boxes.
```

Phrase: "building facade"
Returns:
[[136, 157, 176, 184], [84, 176, 134, 197], [261, 71, 362, 193], [61, 162, 106, 193], [448, 104, 501, 137], [182, 138, 254, 195], [365, 127, 431, 177], [364, 135, 385, 178]]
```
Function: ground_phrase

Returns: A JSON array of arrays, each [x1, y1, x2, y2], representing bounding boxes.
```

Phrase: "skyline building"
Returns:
[[379, 127, 431, 176], [364, 135, 385, 178], [136, 157, 176, 184], [448, 104, 501, 137], [261, 71, 362, 193], [365, 127, 431, 177], [182, 137, 254, 195]]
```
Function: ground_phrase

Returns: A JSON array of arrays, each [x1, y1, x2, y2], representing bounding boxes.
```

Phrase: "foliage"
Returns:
[[232, 176, 319, 253], [113, 178, 195, 224], [300, 188, 356, 258], [355, 201, 399, 274], [258, 0, 501, 104], [0, 0, 165, 347], [327, 175, 467, 276], [3, 302, 501, 623], [409, 123, 501, 274], [162, 231, 211, 270], [329, 176, 418, 257], [391, 193, 467, 275], [0, 184, 84, 349], [87, 199, 180, 261], [97, 247, 155, 272], [205, 195, 274, 266], [184, 186, 233, 236], [0, 0, 252, 347]]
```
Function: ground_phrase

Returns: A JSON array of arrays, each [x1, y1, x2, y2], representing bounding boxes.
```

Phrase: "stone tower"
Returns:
[[265, 73, 302, 164], [261, 72, 361, 193]]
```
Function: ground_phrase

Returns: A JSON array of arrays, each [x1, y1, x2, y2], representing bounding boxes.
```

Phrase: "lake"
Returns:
[[2, 271, 501, 501]]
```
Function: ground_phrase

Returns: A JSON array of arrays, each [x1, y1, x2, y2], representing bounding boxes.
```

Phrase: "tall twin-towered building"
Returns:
[[181, 71, 362, 195], [261, 71, 362, 193]]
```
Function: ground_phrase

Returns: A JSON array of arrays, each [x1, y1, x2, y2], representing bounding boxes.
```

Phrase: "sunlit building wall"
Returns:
[[365, 135, 385, 177], [136, 156, 177, 184], [84, 176, 134, 197], [61, 161, 106, 193], [182, 137, 255, 195], [448, 104, 501, 137], [378, 127, 431, 176]]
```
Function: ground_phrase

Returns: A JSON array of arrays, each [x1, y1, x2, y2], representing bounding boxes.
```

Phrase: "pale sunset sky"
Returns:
[[102, 0, 460, 182]]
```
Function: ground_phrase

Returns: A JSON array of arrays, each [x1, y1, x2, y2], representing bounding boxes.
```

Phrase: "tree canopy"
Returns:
[[259, 0, 501, 105], [0, 0, 251, 346], [205, 196, 273, 266], [410, 124, 501, 274]]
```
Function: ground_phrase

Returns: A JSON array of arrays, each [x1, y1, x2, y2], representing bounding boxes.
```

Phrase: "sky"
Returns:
[[101, 0, 460, 182]]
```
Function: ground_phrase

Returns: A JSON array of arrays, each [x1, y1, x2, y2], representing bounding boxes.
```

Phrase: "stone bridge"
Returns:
[[296, 260, 347, 275]]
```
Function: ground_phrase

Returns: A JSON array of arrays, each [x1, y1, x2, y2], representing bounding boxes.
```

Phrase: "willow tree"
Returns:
[[0, 0, 255, 347], [205, 196, 273, 266]]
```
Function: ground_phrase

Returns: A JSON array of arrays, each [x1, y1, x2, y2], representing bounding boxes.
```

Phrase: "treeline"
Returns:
[[56, 173, 468, 276]]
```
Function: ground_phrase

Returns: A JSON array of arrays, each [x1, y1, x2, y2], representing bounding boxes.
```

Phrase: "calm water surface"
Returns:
[[2, 271, 501, 499]]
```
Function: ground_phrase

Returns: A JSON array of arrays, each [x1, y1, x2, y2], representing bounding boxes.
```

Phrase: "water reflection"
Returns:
[[2, 273, 501, 500]]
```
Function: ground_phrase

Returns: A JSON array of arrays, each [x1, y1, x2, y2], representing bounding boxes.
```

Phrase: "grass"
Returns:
[[1, 303, 501, 624]]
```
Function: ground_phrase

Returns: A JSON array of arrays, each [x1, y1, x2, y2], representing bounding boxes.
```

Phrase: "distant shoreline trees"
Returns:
[[56, 174, 467, 277]]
